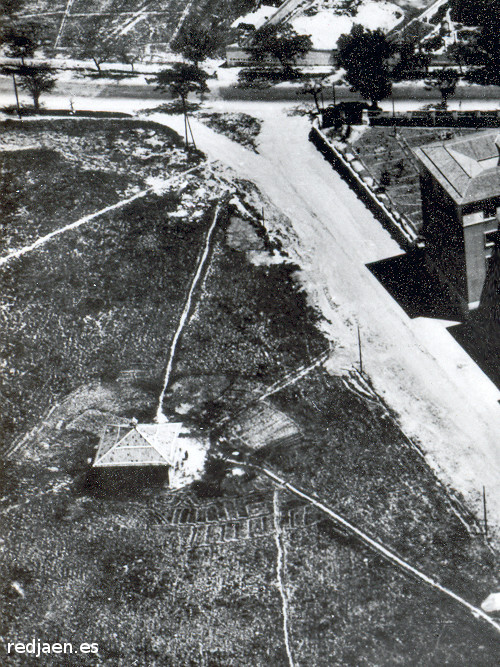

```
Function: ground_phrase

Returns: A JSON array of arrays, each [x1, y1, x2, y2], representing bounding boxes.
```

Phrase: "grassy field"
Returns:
[[1, 117, 499, 665], [0, 118, 195, 257], [16, 0, 257, 52], [0, 117, 217, 446]]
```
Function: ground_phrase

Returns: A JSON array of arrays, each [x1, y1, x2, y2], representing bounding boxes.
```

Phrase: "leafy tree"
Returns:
[[17, 63, 56, 111], [17, 62, 56, 110], [250, 23, 312, 77], [298, 79, 323, 113], [171, 20, 221, 68], [449, 0, 493, 25], [474, 2, 500, 84], [153, 63, 209, 148], [428, 68, 458, 108], [392, 39, 430, 78], [72, 18, 118, 72], [337, 25, 392, 108], [115, 36, 142, 72], [446, 41, 477, 73], [449, 0, 500, 82], [4, 22, 42, 64]]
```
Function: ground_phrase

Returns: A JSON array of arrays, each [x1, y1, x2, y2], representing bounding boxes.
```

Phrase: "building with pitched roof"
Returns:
[[93, 421, 207, 489], [413, 130, 500, 310]]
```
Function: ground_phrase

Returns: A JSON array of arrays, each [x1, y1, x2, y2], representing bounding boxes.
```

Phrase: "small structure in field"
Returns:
[[93, 421, 207, 489]]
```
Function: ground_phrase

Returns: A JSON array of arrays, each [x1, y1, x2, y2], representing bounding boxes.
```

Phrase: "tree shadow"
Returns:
[[367, 250, 463, 321]]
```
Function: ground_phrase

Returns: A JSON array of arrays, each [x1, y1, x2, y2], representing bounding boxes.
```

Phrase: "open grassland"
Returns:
[[1, 117, 499, 665], [0, 117, 220, 447], [0, 118, 194, 257], [224, 366, 500, 665], [17, 0, 256, 51]]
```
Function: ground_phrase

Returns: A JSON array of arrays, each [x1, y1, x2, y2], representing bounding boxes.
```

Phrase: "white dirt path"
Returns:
[[149, 104, 500, 540], [0, 187, 152, 268], [156, 203, 222, 422]]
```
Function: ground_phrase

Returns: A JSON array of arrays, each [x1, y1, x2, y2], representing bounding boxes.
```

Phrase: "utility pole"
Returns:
[[483, 486, 488, 538], [12, 71, 21, 119], [357, 325, 363, 375]]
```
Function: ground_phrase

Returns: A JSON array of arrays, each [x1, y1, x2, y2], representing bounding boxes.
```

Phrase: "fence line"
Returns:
[[228, 460, 500, 636]]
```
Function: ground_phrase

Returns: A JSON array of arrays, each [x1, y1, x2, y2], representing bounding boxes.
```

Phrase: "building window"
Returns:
[[484, 229, 500, 248], [483, 201, 498, 219]]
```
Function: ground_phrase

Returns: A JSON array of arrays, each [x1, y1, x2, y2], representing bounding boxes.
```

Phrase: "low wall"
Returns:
[[309, 123, 417, 250], [226, 45, 334, 67], [369, 109, 500, 128]]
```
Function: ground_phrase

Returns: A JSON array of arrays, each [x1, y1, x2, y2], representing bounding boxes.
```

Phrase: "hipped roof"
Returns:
[[413, 130, 500, 207], [93, 422, 183, 467]]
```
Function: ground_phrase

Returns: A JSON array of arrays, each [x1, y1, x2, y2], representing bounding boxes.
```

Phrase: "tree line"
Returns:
[[3, 0, 500, 115]]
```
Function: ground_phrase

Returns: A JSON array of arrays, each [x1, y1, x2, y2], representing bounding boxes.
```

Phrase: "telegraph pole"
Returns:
[[358, 325, 363, 375], [12, 71, 22, 119]]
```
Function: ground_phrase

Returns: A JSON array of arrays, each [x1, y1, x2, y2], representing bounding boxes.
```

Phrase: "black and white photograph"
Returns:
[[1, 0, 500, 664]]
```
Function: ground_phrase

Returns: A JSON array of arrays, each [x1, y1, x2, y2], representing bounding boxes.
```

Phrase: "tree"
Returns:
[[392, 39, 429, 79], [72, 18, 118, 72], [474, 2, 500, 84], [116, 36, 142, 72], [250, 23, 312, 77], [298, 79, 323, 113], [171, 20, 221, 68], [337, 24, 392, 108], [4, 22, 42, 64], [446, 41, 477, 74], [17, 63, 56, 110], [153, 63, 209, 149], [428, 68, 458, 108]]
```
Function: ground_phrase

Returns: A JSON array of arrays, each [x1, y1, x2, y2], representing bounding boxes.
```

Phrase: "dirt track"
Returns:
[[148, 102, 500, 541]]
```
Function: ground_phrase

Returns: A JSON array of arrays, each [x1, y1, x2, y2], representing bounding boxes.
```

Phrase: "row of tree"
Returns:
[[243, 21, 461, 109]]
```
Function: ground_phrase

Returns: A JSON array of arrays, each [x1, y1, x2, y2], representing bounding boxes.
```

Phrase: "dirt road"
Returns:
[[149, 102, 500, 539]]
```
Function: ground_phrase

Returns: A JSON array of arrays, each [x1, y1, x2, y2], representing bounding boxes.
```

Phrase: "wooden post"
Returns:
[[12, 72, 21, 119], [358, 325, 363, 375], [186, 114, 197, 151], [483, 486, 488, 538]]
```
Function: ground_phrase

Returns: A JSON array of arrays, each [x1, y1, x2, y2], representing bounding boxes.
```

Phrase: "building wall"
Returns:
[[420, 170, 467, 308], [226, 44, 335, 67], [462, 201, 500, 307]]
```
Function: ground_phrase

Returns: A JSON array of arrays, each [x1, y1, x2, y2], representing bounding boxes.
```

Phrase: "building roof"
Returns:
[[413, 130, 500, 206], [93, 422, 184, 467]]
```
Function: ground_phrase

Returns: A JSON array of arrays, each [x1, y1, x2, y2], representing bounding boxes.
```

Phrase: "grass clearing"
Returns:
[[1, 116, 499, 665]]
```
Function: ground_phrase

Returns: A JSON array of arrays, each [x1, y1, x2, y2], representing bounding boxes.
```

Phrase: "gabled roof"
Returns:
[[94, 422, 183, 467], [413, 130, 500, 206]]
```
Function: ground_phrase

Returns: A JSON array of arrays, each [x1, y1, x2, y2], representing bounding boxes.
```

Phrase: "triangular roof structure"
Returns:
[[413, 130, 500, 206], [94, 422, 183, 467]]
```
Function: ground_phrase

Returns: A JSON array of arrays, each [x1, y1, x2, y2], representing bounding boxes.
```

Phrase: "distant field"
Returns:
[[17, 0, 257, 52]]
